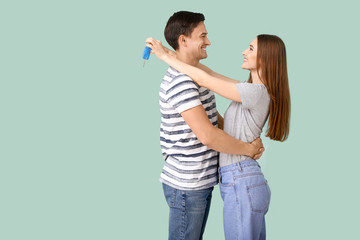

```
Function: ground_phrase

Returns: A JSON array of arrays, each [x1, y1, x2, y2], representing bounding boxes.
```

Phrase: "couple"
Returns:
[[146, 11, 290, 240]]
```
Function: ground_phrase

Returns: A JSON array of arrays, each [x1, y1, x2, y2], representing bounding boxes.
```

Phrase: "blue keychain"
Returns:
[[142, 46, 151, 67]]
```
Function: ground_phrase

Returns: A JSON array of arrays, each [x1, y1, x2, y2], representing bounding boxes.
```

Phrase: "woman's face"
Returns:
[[241, 37, 258, 71]]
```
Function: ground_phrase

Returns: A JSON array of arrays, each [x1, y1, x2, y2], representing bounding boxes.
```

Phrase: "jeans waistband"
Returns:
[[219, 159, 260, 174]]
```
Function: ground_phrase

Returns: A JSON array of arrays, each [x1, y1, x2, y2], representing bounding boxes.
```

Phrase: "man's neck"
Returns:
[[175, 51, 199, 67]]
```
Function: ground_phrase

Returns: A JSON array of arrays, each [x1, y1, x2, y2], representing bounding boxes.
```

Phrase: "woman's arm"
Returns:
[[164, 55, 242, 102], [146, 38, 242, 102], [147, 41, 237, 85], [196, 63, 239, 84]]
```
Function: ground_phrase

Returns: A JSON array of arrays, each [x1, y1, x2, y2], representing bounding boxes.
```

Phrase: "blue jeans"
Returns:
[[162, 183, 213, 240], [219, 160, 271, 240]]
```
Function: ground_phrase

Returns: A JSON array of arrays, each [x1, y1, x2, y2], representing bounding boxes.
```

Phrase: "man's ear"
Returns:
[[178, 35, 187, 48]]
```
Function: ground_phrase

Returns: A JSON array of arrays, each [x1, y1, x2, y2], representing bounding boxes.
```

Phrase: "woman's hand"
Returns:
[[145, 37, 171, 60]]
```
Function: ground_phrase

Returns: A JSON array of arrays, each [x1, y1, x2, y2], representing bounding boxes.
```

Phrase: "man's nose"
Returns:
[[205, 37, 211, 46]]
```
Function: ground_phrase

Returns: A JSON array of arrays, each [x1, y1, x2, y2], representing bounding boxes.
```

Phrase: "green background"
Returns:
[[1, 0, 359, 239]]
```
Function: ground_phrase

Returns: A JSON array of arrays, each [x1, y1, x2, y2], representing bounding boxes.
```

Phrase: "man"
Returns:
[[157, 11, 262, 240]]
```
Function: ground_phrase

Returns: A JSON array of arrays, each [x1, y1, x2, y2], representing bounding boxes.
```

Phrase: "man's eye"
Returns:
[[250, 48, 253, 51]]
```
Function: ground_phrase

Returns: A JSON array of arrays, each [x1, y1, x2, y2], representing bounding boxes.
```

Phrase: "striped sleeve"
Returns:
[[165, 75, 202, 113]]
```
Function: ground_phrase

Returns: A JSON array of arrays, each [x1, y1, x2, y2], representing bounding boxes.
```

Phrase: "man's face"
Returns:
[[184, 22, 211, 61]]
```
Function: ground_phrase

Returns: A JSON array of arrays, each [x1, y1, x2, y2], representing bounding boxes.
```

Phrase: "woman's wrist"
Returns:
[[247, 143, 257, 158], [162, 52, 172, 62]]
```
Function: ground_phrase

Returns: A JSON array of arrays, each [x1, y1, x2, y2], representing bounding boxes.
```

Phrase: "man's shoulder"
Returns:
[[162, 67, 198, 89], [164, 66, 191, 80]]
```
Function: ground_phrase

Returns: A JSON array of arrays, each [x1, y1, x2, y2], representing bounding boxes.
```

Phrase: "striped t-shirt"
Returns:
[[159, 66, 219, 190]]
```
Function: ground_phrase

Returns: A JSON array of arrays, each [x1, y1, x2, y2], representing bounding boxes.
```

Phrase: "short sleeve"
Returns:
[[166, 75, 202, 113], [236, 82, 267, 109]]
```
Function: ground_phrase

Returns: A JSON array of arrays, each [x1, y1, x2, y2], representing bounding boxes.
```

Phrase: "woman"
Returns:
[[146, 34, 290, 240]]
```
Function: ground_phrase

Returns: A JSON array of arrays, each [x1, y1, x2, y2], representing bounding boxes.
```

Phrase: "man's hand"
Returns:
[[250, 138, 265, 160]]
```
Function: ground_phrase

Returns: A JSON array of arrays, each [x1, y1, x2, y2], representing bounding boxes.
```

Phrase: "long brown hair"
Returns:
[[249, 34, 291, 141]]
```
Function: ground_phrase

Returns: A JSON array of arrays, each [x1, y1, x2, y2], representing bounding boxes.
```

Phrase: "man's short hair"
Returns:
[[164, 11, 205, 50]]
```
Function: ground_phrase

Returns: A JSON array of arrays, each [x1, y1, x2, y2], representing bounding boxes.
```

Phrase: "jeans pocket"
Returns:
[[219, 171, 234, 187], [246, 181, 271, 213], [162, 184, 176, 207], [219, 172, 235, 202]]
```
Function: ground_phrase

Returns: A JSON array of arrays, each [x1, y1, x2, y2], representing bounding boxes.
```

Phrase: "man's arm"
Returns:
[[182, 105, 262, 157]]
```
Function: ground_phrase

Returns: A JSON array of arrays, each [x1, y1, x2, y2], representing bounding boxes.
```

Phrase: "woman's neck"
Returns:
[[250, 70, 264, 84]]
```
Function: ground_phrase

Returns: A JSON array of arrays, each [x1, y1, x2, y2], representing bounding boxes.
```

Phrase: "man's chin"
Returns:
[[200, 54, 208, 59]]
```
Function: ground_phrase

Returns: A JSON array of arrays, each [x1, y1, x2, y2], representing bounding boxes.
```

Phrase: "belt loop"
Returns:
[[218, 168, 222, 184], [237, 161, 242, 172]]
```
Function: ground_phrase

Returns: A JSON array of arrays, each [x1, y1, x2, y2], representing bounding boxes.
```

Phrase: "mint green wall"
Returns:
[[1, 0, 359, 239]]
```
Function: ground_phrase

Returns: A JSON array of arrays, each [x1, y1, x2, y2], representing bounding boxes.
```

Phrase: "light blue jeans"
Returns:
[[162, 183, 213, 240], [219, 160, 271, 240]]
